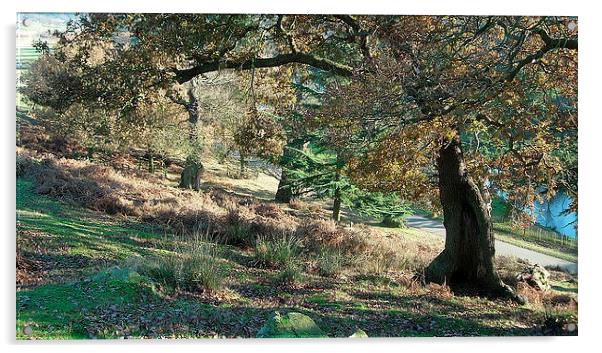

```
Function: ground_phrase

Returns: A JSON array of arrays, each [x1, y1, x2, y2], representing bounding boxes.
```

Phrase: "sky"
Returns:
[[16, 13, 75, 48]]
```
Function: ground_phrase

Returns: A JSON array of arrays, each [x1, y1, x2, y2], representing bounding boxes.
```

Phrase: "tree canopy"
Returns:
[[21, 14, 577, 299]]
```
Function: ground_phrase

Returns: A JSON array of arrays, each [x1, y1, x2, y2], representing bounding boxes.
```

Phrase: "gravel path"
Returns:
[[406, 215, 577, 274]]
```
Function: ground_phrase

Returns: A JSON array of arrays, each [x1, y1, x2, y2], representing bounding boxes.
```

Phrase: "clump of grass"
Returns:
[[222, 208, 253, 246], [541, 305, 578, 335], [276, 262, 302, 285], [314, 247, 345, 278], [361, 247, 398, 275], [295, 219, 371, 255], [288, 198, 308, 211], [136, 236, 224, 293], [253, 235, 300, 269], [254, 203, 283, 218], [426, 282, 453, 299]]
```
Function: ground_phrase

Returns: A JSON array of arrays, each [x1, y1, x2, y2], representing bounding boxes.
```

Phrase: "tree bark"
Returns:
[[177, 85, 205, 190], [425, 135, 524, 303], [275, 170, 293, 203], [332, 153, 343, 222], [274, 140, 302, 203], [179, 161, 204, 191], [175, 52, 353, 84], [332, 187, 342, 222]]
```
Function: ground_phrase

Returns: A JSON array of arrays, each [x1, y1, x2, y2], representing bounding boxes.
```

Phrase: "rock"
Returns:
[[349, 328, 368, 338], [256, 312, 327, 338], [517, 264, 551, 291], [179, 162, 203, 191]]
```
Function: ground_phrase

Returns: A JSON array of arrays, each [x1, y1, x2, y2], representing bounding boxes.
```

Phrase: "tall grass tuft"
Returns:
[[253, 235, 300, 269], [314, 246, 345, 278], [136, 234, 224, 293], [276, 261, 302, 285]]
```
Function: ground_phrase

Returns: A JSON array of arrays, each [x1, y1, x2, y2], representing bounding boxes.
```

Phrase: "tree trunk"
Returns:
[[179, 161, 204, 191], [275, 169, 293, 203], [178, 85, 204, 191], [332, 187, 342, 222], [275, 140, 302, 203], [425, 135, 524, 303], [332, 153, 342, 222]]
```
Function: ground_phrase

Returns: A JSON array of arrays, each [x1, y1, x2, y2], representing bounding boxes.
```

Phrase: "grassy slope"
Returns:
[[16, 177, 578, 339]]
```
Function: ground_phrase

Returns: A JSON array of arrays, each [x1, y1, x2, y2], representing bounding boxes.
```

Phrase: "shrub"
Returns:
[[364, 248, 398, 275], [16, 153, 33, 177], [255, 203, 283, 218], [541, 306, 578, 335], [254, 235, 300, 269], [295, 219, 370, 255], [142, 253, 181, 288], [180, 251, 223, 292], [289, 199, 309, 211]]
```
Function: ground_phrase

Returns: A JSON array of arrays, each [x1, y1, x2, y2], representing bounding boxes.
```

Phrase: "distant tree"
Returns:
[[36, 14, 363, 187], [280, 145, 349, 221], [348, 191, 412, 227]]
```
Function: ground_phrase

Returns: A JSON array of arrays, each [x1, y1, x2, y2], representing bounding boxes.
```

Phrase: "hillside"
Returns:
[[16, 141, 578, 338]]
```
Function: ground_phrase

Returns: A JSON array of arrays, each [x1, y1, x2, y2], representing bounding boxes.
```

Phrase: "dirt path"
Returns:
[[405, 215, 578, 274]]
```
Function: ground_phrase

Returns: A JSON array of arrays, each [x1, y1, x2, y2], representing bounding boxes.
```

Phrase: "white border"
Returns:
[[2, 1, 600, 353]]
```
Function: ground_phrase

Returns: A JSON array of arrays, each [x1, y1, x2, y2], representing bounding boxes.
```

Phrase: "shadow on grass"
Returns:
[[17, 270, 549, 339], [17, 179, 169, 285]]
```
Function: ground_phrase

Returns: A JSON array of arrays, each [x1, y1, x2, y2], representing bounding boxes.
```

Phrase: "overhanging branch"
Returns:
[[174, 52, 353, 84]]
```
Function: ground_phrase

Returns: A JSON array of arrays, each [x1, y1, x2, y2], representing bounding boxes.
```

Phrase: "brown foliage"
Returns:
[[295, 219, 371, 256], [17, 148, 372, 256]]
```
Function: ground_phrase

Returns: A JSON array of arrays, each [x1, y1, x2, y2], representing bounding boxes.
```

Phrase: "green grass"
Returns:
[[17, 179, 168, 267], [490, 197, 577, 258], [17, 268, 160, 339]]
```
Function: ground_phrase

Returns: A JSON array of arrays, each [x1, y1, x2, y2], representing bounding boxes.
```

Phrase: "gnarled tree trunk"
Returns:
[[179, 161, 204, 191], [425, 135, 523, 303], [177, 84, 205, 191]]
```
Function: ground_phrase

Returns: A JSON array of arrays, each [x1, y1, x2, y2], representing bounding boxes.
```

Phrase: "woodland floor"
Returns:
[[16, 148, 578, 339]]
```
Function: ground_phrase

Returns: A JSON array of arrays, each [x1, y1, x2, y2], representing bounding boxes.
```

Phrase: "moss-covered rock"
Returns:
[[256, 312, 327, 338], [517, 264, 551, 291], [349, 328, 368, 338]]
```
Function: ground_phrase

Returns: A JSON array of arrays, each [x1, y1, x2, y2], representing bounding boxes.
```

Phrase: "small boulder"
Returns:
[[517, 264, 551, 291], [349, 328, 369, 338], [256, 312, 327, 338]]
